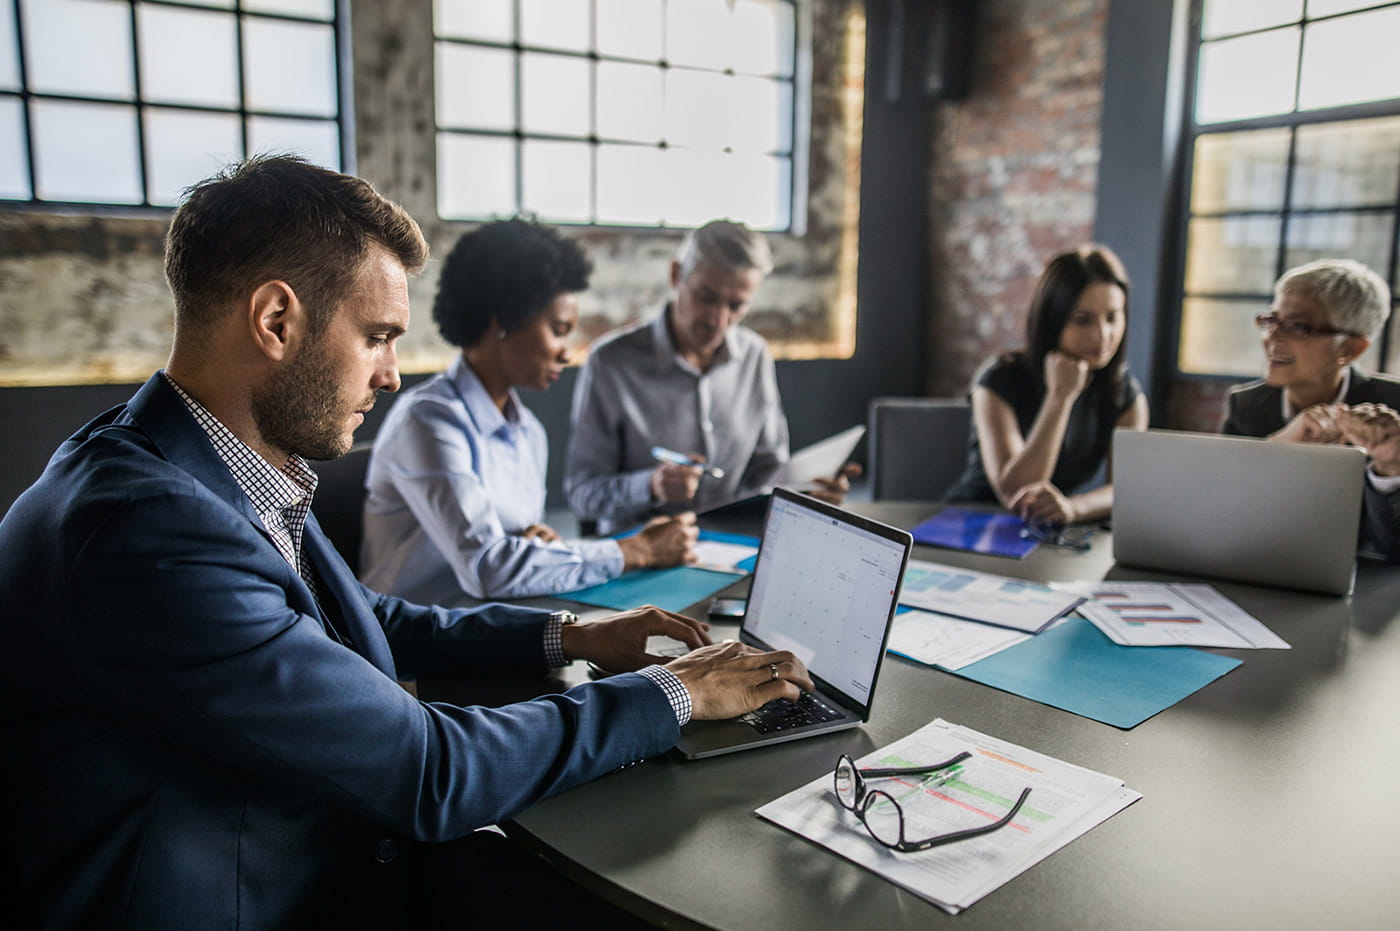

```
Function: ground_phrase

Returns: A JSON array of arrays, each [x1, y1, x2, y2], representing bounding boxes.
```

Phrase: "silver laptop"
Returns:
[[675, 487, 912, 759], [1112, 429, 1366, 597]]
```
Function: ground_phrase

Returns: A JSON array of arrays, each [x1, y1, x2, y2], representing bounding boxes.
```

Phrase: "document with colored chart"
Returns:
[[756, 718, 1141, 915], [898, 559, 1082, 633], [1056, 581, 1290, 649]]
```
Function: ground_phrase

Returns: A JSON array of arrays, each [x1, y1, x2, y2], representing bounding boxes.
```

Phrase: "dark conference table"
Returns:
[[423, 501, 1400, 928]]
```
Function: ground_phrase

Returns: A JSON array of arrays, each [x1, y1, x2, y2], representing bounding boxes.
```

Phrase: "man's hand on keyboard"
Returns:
[[561, 605, 712, 673], [665, 640, 814, 720]]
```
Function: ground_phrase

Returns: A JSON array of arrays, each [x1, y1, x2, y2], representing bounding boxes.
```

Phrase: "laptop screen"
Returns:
[[742, 491, 909, 706]]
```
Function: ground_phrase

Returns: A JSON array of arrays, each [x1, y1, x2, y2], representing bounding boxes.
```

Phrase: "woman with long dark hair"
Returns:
[[946, 245, 1149, 524]]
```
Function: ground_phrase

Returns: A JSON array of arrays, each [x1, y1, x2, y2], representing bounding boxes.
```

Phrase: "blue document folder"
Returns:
[[561, 566, 743, 614], [909, 508, 1038, 559], [952, 615, 1242, 728]]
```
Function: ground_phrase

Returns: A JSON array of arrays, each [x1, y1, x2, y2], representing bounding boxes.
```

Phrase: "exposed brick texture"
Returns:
[[926, 0, 1108, 398]]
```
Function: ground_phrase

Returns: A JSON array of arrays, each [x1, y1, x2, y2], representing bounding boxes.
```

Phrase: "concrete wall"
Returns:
[[0, 0, 929, 513]]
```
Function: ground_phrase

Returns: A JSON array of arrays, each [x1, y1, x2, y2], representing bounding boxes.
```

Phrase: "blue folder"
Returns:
[[952, 615, 1242, 729], [560, 566, 743, 614], [909, 507, 1038, 559]]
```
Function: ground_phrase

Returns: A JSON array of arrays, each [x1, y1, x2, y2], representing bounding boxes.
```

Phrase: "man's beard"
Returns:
[[250, 334, 365, 462]]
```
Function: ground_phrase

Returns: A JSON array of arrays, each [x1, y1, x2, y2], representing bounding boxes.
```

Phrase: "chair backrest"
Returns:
[[867, 397, 972, 501], [310, 442, 373, 575]]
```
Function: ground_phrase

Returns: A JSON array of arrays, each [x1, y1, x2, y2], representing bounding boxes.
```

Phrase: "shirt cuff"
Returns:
[[542, 612, 568, 668], [635, 664, 693, 726], [1368, 466, 1400, 494]]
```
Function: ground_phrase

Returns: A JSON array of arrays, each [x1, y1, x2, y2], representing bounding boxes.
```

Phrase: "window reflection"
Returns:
[[1184, 216, 1282, 295], [1178, 298, 1264, 377], [1191, 130, 1288, 214], [1292, 118, 1400, 209]]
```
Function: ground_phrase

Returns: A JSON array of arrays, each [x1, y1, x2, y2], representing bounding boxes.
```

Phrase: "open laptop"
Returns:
[[1112, 429, 1366, 597], [674, 487, 912, 759]]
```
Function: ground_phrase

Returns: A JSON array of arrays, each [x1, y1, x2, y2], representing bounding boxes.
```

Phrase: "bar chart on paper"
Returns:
[[1059, 582, 1290, 649]]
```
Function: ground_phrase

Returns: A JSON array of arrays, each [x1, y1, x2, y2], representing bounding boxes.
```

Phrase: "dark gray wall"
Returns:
[[1093, 0, 1188, 418], [0, 0, 928, 515]]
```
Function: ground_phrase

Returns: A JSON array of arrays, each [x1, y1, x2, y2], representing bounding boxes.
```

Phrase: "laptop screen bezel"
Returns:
[[737, 487, 912, 721]]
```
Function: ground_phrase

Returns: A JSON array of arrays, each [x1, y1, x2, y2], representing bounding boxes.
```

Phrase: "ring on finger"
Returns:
[[768, 663, 779, 681]]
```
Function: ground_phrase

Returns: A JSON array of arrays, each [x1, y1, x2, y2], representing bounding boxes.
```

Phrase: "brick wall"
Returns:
[[925, 0, 1109, 397]]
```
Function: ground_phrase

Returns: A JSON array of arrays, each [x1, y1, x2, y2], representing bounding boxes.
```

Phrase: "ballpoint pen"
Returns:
[[650, 445, 726, 479]]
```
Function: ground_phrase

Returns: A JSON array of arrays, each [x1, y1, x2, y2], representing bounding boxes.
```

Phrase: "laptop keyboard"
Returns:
[[738, 692, 844, 734]]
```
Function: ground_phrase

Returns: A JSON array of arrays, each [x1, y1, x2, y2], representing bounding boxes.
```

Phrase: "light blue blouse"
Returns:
[[360, 356, 623, 603]]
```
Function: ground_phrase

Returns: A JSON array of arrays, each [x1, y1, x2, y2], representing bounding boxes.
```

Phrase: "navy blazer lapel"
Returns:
[[303, 518, 396, 676], [123, 374, 268, 529], [123, 374, 396, 674]]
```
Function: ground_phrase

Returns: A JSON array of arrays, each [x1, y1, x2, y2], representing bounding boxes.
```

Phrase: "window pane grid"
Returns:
[[434, 0, 798, 230], [1178, 2, 1400, 377], [2, 0, 346, 209]]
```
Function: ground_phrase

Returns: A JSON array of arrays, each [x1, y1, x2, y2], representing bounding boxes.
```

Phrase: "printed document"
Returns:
[[899, 559, 1082, 633], [1054, 581, 1290, 649], [773, 424, 865, 485], [756, 719, 1140, 914], [886, 608, 1032, 669]]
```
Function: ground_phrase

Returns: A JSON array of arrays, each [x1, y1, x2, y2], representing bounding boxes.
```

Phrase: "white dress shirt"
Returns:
[[361, 356, 624, 603]]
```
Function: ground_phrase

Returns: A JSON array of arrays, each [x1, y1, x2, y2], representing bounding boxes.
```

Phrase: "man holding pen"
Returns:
[[565, 219, 854, 534]]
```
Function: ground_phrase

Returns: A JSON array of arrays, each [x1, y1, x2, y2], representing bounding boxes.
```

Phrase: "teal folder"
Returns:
[[561, 566, 743, 614], [953, 615, 1242, 729]]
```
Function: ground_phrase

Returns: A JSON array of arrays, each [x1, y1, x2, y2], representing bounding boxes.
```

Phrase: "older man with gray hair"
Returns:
[[566, 219, 851, 534], [1223, 257, 1400, 560]]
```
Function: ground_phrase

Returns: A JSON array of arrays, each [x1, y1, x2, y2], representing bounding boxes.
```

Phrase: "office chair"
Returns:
[[310, 442, 372, 575], [867, 397, 972, 501]]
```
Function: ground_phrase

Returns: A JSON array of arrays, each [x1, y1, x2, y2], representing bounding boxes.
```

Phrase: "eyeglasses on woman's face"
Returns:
[[1253, 311, 1357, 341]]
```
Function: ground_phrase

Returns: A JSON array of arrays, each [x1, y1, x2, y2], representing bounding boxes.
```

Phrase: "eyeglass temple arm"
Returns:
[[898, 786, 1033, 853], [856, 750, 972, 779]]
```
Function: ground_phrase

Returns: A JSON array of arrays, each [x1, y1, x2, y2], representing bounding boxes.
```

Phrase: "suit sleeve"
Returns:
[[1221, 391, 1247, 436], [1358, 482, 1400, 563], [63, 488, 679, 842]]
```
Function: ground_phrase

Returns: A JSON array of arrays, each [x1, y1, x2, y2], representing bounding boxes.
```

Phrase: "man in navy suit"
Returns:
[[0, 155, 811, 929]]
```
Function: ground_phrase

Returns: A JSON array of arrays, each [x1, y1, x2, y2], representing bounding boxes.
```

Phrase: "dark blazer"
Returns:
[[0, 374, 678, 929], [1223, 368, 1400, 561]]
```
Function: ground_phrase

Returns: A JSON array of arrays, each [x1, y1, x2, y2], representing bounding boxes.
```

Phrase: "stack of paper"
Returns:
[[899, 559, 1082, 633], [757, 719, 1140, 915]]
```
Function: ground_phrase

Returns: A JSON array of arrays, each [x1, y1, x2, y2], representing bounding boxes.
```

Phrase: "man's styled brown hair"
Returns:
[[164, 153, 428, 336]]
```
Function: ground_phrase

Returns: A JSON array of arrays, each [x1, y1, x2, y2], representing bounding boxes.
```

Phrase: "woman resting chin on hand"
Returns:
[[944, 244, 1150, 525]]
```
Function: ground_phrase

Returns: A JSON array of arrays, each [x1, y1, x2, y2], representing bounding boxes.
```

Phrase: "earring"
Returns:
[[498, 328, 507, 340]]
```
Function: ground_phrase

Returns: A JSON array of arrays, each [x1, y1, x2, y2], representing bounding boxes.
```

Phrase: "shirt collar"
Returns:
[[1281, 366, 1352, 421], [651, 303, 735, 376], [161, 372, 317, 515], [449, 355, 521, 438]]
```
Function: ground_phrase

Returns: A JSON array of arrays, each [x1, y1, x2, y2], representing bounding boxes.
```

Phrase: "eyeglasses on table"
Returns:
[[833, 751, 1032, 853]]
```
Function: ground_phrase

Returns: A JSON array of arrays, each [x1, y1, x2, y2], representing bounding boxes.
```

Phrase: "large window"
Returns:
[[0, 0, 346, 209], [433, 0, 799, 230], [1177, 0, 1400, 378]]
